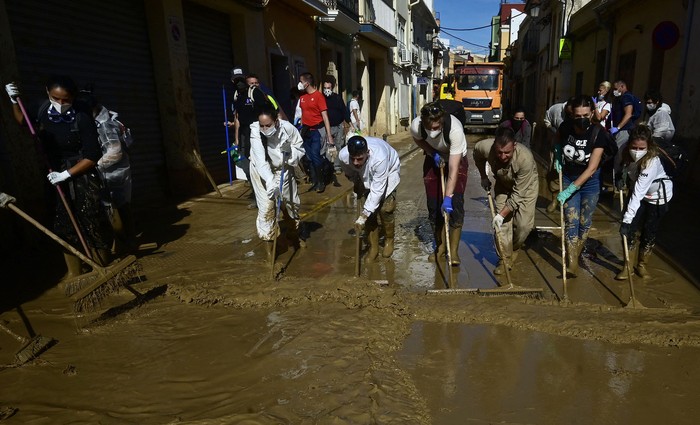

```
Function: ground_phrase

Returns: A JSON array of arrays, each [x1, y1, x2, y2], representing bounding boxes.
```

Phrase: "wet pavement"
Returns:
[[2, 130, 700, 423]]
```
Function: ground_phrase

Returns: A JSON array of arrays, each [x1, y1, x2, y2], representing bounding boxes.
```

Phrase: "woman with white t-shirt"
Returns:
[[410, 101, 469, 265], [616, 124, 673, 280]]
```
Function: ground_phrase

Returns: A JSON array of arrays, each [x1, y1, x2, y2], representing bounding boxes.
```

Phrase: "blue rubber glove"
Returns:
[[553, 144, 563, 173], [433, 152, 444, 168], [557, 182, 579, 204], [441, 195, 453, 214], [610, 127, 619, 135], [591, 96, 597, 104]]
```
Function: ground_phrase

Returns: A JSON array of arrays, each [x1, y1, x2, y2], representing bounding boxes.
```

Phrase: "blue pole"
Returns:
[[223, 85, 233, 185]]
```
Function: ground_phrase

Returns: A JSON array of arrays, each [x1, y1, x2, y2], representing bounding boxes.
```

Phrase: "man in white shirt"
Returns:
[[339, 135, 400, 261]]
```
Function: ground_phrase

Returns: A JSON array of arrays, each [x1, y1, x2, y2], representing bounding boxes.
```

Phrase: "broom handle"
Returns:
[[487, 191, 514, 288], [618, 189, 637, 307], [270, 158, 287, 279], [0, 322, 27, 343], [16, 97, 93, 259], [355, 199, 361, 277], [7, 202, 102, 271], [559, 170, 568, 300], [439, 164, 454, 285], [193, 148, 223, 197]]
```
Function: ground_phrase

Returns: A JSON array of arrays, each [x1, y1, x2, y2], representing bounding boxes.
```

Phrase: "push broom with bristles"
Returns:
[[0, 193, 141, 312]]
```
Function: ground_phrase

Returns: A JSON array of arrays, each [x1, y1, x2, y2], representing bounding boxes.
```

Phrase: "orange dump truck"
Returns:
[[451, 62, 504, 129]]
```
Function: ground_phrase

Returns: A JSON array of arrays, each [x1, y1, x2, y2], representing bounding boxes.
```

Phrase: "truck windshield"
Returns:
[[455, 67, 498, 90]]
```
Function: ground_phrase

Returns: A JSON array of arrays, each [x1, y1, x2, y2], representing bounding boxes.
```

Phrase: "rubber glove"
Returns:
[[591, 96, 597, 105], [355, 213, 368, 229], [553, 144, 563, 173], [557, 182, 579, 204], [619, 222, 632, 239], [47, 170, 71, 185], [266, 179, 280, 200], [480, 177, 491, 191], [441, 195, 453, 214], [492, 213, 504, 230], [610, 127, 619, 135], [4, 82, 19, 104], [433, 152, 444, 168]]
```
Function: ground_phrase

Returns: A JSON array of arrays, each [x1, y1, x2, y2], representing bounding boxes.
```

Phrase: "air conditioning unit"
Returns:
[[398, 45, 411, 64]]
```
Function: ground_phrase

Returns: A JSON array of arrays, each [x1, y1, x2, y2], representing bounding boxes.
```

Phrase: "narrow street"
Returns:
[[2, 132, 700, 424]]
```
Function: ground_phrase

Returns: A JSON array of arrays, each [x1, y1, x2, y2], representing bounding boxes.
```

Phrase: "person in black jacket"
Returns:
[[5, 76, 113, 279], [322, 76, 350, 178]]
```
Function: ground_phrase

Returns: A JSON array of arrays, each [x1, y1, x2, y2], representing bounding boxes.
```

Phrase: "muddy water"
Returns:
[[3, 132, 700, 423], [399, 322, 700, 424]]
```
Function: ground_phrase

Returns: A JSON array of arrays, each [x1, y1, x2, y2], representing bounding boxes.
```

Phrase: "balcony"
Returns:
[[319, 0, 360, 33], [359, 0, 397, 47], [420, 48, 431, 71], [279, 0, 328, 16]]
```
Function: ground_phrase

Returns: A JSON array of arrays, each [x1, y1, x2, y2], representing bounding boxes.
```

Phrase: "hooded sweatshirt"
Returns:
[[646, 103, 675, 142]]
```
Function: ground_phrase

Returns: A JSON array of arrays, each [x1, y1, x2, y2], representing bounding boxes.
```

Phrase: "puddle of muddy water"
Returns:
[[397, 321, 700, 424]]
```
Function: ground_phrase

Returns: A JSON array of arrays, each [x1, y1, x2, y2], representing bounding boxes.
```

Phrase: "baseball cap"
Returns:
[[231, 67, 245, 80]]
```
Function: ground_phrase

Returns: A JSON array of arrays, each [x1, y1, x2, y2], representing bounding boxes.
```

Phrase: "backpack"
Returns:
[[655, 137, 687, 179], [419, 99, 466, 145], [594, 124, 618, 163]]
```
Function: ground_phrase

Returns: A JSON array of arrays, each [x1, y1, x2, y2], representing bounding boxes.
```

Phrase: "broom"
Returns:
[[0, 321, 55, 366], [0, 192, 141, 312]]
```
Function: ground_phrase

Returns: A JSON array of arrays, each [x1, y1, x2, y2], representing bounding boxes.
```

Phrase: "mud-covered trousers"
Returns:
[[423, 155, 469, 231], [627, 200, 669, 251], [562, 169, 600, 242], [494, 191, 536, 257]]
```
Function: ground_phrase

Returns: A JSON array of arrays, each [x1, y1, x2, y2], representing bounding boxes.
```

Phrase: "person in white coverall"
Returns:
[[249, 103, 306, 253], [339, 135, 400, 262]]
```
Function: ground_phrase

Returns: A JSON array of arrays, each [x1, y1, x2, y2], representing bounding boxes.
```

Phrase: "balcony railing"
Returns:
[[323, 0, 359, 19], [359, 0, 395, 36]]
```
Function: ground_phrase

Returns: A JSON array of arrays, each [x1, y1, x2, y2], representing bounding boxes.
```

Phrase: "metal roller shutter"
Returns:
[[183, 1, 234, 183], [6, 0, 167, 205]]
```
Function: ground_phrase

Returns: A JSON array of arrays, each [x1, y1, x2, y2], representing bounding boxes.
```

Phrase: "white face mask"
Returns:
[[297, 82, 306, 91], [49, 99, 72, 114], [323, 88, 332, 97], [613, 90, 622, 97], [631, 149, 647, 162], [261, 125, 277, 137], [646, 104, 657, 112], [428, 129, 442, 139]]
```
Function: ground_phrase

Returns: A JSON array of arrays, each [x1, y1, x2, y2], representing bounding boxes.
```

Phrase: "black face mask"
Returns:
[[512, 120, 523, 132], [574, 117, 590, 130]]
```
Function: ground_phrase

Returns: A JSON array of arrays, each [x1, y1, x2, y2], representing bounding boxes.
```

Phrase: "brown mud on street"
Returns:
[[2, 132, 700, 424]]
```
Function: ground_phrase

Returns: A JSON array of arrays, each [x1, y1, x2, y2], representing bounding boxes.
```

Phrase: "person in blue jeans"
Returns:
[[555, 95, 610, 277]]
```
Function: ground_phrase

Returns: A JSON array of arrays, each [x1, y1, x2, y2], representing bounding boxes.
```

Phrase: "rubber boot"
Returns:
[[615, 240, 638, 280], [62, 251, 84, 281], [382, 220, 395, 258], [546, 197, 559, 214], [315, 166, 326, 193], [428, 228, 445, 262], [448, 226, 462, 266], [308, 166, 318, 191], [494, 249, 518, 275], [636, 245, 653, 278], [566, 238, 580, 277], [366, 227, 380, 263]]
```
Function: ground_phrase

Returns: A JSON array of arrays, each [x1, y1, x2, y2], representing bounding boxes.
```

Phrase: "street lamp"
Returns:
[[529, 5, 540, 18]]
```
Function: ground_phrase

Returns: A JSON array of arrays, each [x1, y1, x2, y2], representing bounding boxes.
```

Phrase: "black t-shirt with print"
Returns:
[[559, 121, 609, 176]]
